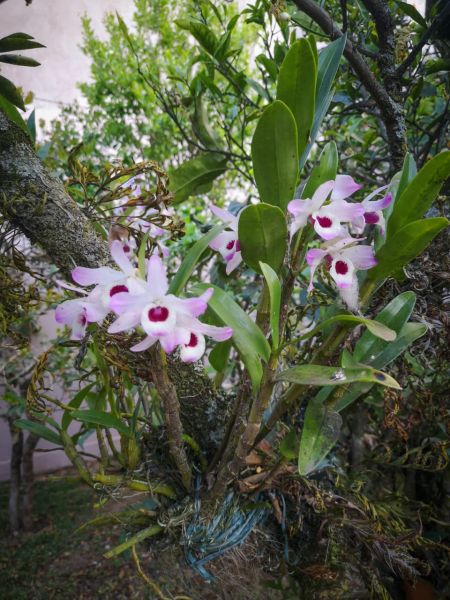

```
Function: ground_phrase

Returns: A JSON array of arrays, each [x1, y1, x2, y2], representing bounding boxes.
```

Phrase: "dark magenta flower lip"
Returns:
[[148, 306, 170, 322]]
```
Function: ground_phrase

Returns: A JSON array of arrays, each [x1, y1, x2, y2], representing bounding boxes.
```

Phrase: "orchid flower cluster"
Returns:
[[208, 175, 392, 311], [55, 241, 232, 363]]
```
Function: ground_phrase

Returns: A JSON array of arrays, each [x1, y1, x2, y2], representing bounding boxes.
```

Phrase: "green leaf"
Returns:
[[0, 95, 29, 135], [0, 75, 25, 110], [168, 153, 227, 203], [61, 383, 96, 431], [0, 36, 45, 53], [395, 1, 428, 28], [395, 152, 417, 202], [71, 410, 132, 437], [169, 224, 224, 295], [238, 203, 288, 274], [276, 364, 401, 389], [15, 419, 62, 445], [300, 35, 346, 169], [335, 323, 427, 412], [279, 429, 299, 460], [291, 314, 396, 344], [175, 19, 218, 56], [370, 217, 449, 281], [0, 54, 40, 67], [208, 339, 232, 372], [251, 100, 298, 212], [387, 152, 450, 237], [27, 108, 36, 144], [302, 141, 338, 198], [192, 283, 270, 391], [104, 525, 162, 558], [276, 39, 316, 158], [353, 291, 416, 363], [259, 262, 281, 349], [298, 397, 342, 475]]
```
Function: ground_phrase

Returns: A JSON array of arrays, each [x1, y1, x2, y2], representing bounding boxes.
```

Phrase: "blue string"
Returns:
[[183, 481, 269, 582]]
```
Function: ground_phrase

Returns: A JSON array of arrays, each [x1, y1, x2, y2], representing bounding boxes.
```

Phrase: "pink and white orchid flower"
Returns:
[[208, 204, 242, 274], [55, 240, 144, 339], [288, 176, 364, 240], [350, 186, 392, 235], [108, 254, 232, 362], [306, 237, 377, 311]]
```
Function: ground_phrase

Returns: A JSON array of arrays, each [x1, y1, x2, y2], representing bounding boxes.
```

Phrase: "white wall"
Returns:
[[0, 0, 135, 125]]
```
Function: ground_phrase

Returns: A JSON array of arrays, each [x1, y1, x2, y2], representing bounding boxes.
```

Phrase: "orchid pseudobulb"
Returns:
[[55, 241, 232, 363]]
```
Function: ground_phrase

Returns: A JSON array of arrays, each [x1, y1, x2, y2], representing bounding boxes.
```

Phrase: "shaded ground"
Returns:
[[0, 475, 151, 600]]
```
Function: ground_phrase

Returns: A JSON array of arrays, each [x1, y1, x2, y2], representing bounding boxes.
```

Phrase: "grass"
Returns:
[[0, 475, 150, 599]]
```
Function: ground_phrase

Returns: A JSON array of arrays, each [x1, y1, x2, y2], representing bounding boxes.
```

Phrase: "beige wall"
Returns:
[[0, 0, 135, 126]]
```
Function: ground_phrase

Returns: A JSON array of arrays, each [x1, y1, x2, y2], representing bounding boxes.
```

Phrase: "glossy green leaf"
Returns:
[[276, 364, 401, 389], [279, 429, 299, 460], [238, 204, 288, 274], [396, 152, 417, 202], [395, 1, 428, 28], [0, 54, 40, 67], [302, 141, 338, 198], [193, 283, 270, 391], [0, 35, 45, 53], [0, 75, 25, 110], [104, 524, 162, 558], [387, 152, 450, 237], [168, 153, 227, 204], [15, 419, 62, 445], [276, 39, 316, 158], [299, 35, 346, 169], [259, 262, 281, 349], [61, 383, 96, 431], [251, 100, 298, 212], [370, 217, 449, 281], [27, 108, 36, 144], [208, 339, 232, 372], [353, 291, 416, 363], [0, 95, 29, 135], [169, 224, 224, 295], [298, 398, 342, 475], [71, 410, 132, 437], [291, 314, 396, 344], [335, 322, 427, 412]]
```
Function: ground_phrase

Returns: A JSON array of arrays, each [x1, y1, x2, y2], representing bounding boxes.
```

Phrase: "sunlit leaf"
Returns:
[[169, 224, 224, 295], [259, 262, 281, 349], [277, 39, 316, 159], [193, 283, 270, 391], [251, 100, 298, 212]]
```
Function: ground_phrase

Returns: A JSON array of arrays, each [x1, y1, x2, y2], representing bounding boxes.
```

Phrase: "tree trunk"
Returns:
[[21, 432, 39, 531], [8, 419, 23, 531]]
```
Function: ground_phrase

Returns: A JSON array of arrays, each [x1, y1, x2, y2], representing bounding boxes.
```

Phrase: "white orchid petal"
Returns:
[[146, 254, 168, 297], [330, 175, 362, 201], [110, 239, 135, 275], [72, 266, 122, 287], [180, 333, 206, 363]]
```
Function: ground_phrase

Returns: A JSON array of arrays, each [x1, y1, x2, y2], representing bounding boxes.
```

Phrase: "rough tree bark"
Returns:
[[8, 419, 23, 531]]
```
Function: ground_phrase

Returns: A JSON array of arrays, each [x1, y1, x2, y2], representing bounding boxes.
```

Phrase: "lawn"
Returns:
[[0, 475, 150, 599]]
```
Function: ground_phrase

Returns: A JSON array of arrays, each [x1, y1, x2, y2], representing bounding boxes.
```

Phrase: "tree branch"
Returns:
[[291, 0, 407, 169]]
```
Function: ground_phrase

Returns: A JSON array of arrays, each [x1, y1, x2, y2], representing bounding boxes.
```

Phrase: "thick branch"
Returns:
[[291, 0, 406, 169], [0, 111, 110, 275]]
